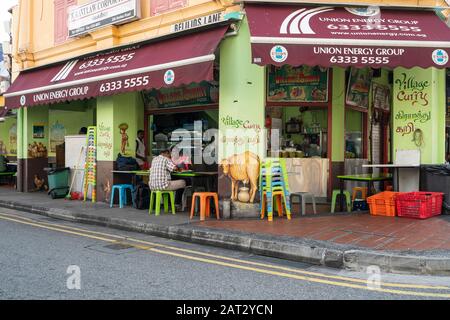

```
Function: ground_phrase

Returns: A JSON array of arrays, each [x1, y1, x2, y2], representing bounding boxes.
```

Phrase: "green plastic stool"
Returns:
[[331, 190, 352, 213], [149, 190, 175, 216]]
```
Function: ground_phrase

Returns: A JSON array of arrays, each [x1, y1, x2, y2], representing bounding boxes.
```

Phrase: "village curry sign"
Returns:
[[394, 70, 432, 151]]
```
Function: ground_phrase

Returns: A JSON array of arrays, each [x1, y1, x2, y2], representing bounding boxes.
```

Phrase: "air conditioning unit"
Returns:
[[0, 81, 10, 94], [2, 42, 11, 55], [2, 21, 10, 35]]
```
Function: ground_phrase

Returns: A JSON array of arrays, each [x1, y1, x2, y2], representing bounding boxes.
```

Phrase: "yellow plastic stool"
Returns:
[[352, 187, 368, 201]]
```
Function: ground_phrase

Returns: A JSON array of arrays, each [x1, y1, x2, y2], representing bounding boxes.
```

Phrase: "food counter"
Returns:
[[284, 157, 329, 197]]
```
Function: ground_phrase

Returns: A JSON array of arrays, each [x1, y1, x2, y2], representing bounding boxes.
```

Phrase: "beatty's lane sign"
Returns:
[[68, 0, 141, 37]]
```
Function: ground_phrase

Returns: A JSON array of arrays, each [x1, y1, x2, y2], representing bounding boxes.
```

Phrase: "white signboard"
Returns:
[[69, 0, 140, 37], [170, 12, 224, 33]]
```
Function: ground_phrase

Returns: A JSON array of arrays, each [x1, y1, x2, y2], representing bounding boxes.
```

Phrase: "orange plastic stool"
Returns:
[[190, 192, 220, 221], [352, 187, 368, 201], [260, 191, 289, 221]]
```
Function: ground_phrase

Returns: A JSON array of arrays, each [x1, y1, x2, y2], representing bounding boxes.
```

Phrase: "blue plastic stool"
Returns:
[[110, 184, 136, 208]]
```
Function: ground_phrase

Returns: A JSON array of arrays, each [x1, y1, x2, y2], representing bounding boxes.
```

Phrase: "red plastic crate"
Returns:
[[396, 192, 444, 219], [367, 191, 399, 217]]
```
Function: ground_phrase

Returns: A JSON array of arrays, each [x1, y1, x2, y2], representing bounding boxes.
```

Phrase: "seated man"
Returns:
[[149, 149, 186, 208]]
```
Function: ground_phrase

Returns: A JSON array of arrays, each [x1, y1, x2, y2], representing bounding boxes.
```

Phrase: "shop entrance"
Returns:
[[143, 80, 220, 200]]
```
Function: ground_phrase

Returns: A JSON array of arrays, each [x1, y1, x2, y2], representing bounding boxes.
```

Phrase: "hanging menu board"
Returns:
[[143, 81, 219, 110], [346, 67, 373, 109], [372, 82, 391, 111], [267, 65, 328, 103]]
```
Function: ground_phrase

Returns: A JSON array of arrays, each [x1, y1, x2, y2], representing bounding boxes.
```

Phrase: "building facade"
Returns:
[[3, 0, 450, 215]]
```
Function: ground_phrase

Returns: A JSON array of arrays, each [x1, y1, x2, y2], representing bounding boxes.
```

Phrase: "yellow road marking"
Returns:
[[0, 212, 446, 291], [1, 212, 449, 297]]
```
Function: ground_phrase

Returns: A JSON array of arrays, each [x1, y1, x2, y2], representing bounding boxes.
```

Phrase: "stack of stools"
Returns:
[[259, 158, 291, 222]]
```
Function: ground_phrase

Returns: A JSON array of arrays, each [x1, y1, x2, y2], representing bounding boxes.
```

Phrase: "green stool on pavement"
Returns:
[[331, 190, 352, 213], [149, 190, 176, 216]]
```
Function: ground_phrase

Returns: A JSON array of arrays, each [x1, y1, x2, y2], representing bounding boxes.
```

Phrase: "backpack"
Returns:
[[116, 153, 140, 171], [0, 156, 7, 172], [133, 183, 150, 210]]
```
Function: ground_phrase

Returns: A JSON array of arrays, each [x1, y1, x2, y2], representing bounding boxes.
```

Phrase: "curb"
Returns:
[[1, 199, 450, 275]]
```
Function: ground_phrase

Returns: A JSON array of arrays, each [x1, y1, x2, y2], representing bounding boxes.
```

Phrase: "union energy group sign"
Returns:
[[68, 0, 141, 37]]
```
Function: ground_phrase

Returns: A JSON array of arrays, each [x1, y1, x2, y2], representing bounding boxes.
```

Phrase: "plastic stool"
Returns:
[[110, 184, 135, 208], [181, 186, 206, 211], [331, 190, 352, 213], [352, 187, 368, 201], [290, 192, 317, 215], [149, 190, 175, 216], [190, 192, 220, 221], [260, 191, 291, 221], [260, 191, 285, 220]]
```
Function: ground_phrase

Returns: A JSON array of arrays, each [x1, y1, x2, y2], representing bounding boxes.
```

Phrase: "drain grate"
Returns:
[[103, 243, 134, 250]]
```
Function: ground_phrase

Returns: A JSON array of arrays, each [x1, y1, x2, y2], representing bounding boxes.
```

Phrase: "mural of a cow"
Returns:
[[220, 151, 260, 203]]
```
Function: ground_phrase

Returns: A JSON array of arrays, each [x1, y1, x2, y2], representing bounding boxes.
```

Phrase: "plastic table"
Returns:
[[336, 173, 393, 212]]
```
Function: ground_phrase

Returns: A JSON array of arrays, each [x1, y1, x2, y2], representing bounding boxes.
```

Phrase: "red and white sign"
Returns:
[[246, 4, 450, 68]]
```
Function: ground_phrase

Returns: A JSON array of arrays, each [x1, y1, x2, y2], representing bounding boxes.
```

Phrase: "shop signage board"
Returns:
[[143, 81, 219, 109], [4, 26, 228, 109], [68, 0, 141, 38], [267, 65, 328, 103], [246, 4, 450, 69], [345, 67, 372, 109], [393, 68, 434, 163], [170, 12, 224, 33]]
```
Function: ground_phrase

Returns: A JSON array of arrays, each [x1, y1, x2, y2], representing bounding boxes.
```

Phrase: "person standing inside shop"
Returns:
[[149, 149, 186, 208], [136, 130, 147, 169]]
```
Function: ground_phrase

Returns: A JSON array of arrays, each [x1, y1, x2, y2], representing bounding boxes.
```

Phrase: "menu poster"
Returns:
[[372, 83, 391, 111], [267, 65, 328, 103], [346, 67, 373, 109]]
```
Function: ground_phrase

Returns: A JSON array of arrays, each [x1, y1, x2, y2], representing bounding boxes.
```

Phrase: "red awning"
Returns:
[[5, 26, 228, 109], [246, 4, 450, 68]]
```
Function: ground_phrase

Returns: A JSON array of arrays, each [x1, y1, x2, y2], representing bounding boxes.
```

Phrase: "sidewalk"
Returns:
[[1, 186, 450, 275]]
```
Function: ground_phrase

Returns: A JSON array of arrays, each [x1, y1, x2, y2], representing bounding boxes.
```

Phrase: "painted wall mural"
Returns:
[[9, 123, 17, 155], [97, 121, 113, 160], [220, 151, 260, 203], [118, 123, 130, 155], [392, 68, 443, 164], [50, 121, 66, 153]]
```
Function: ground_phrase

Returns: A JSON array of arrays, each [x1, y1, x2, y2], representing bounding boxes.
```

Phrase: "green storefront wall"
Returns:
[[393, 67, 446, 164]]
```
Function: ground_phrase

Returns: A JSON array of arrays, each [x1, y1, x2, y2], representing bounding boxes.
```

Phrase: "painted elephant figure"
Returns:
[[220, 151, 260, 203]]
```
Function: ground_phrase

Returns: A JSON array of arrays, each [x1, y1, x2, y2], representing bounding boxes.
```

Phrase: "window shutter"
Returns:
[[169, 0, 187, 9], [151, 0, 170, 16], [54, 0, 67, 45]]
